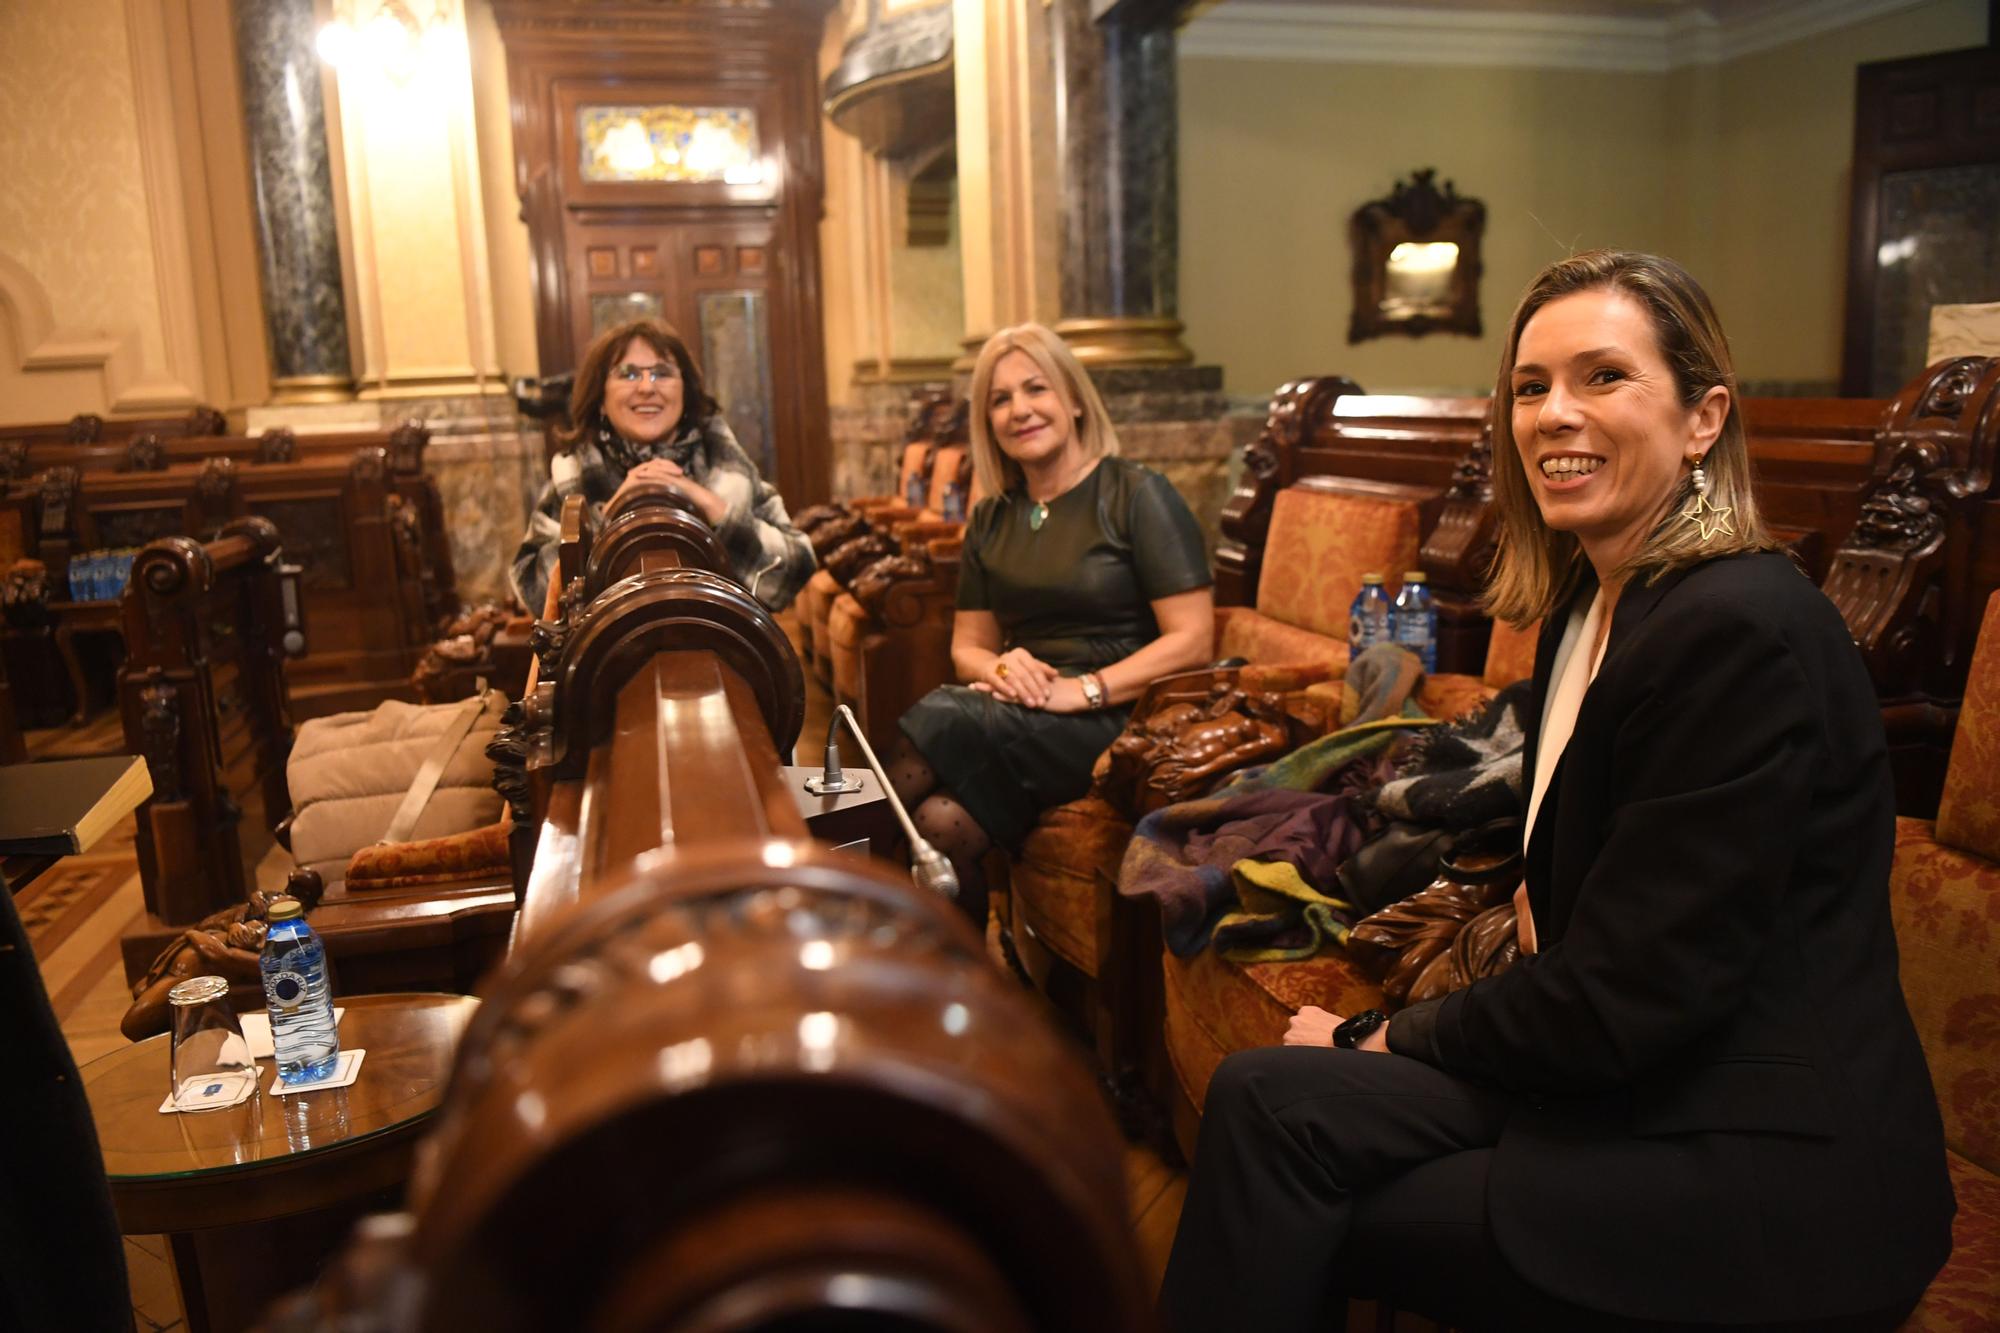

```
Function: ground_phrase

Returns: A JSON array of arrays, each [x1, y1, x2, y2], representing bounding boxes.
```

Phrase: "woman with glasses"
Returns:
[[509, 318, 814, 615]]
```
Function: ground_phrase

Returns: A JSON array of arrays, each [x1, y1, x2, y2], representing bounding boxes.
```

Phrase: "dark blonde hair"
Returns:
[[1485, 249, 1774, 626], [967, 323, 1119, 497], [560, 318, 716, 451]]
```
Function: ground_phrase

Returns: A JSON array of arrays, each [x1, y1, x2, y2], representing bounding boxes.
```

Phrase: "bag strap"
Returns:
[[380, 693, 489, 846]]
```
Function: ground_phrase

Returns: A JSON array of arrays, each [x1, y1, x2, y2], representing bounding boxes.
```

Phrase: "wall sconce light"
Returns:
[[316, 0, 451, 83]]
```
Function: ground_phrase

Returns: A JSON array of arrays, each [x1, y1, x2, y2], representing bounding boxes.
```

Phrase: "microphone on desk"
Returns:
[[805, 704, 961, 903]]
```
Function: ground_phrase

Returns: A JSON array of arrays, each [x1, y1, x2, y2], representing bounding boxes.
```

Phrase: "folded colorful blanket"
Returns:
[[1118, 645, 1434, 956]]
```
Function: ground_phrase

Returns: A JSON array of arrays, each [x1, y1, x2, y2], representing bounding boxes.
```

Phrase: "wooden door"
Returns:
[[498, 3, 833, 506]]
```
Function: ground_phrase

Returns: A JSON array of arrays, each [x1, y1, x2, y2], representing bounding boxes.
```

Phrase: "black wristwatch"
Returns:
[[1333, 1008, 1390, 1050]]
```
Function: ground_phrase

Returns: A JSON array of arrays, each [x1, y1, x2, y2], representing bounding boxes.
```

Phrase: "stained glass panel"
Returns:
[[577, 104, 762, 184], [699, 291, 775, 478]]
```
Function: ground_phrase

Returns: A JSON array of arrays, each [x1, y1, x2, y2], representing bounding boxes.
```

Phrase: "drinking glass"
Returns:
[[167, 975, 256, 1112]]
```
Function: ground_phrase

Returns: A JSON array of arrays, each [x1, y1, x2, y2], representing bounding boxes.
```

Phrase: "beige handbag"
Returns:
[[285, 691, 507, 886]]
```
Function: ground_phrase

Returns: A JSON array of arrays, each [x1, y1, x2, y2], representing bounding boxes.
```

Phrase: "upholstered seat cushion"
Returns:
[[1215, 605, 1349, 671], [799, 567, 841, 663], [828, 591, 867, 709], [1890, 817, 2000, 1172], [1162, 942, 1384, 1113], [1936, 593, 2000, 864], [1013, 795, 1130, 975]]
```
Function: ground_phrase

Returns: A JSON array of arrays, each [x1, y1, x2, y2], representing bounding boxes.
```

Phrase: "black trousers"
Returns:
[[1158, 1046, 1914, 1333]]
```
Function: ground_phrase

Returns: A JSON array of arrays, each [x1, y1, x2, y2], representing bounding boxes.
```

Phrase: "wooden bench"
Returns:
[[111, 520, 302, 927], [1, 420, 457, 633], [0, 406, 228, 459], [19, 449, 434, 720]]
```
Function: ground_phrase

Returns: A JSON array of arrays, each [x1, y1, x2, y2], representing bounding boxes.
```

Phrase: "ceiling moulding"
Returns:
[[1179, 0, 1931, 72]]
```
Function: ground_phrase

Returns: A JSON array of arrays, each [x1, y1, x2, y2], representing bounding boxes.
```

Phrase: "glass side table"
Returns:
[[82, 992, 477, 1333]]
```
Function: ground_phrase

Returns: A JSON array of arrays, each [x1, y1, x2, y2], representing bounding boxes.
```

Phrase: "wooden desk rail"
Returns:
[[281, 487, 1154, 1332], [116, 518, 298, 924]]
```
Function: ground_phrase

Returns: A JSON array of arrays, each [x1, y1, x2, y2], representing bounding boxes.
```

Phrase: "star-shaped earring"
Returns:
[[1681, 491, 1734, 542], [1679, 454, 1733, 543]]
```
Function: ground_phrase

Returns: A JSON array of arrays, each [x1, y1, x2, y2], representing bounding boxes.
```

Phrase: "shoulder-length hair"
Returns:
[[559, 317, 718, 452], [1485, 249, 1775, 627], [967, 323, 1120, 498]]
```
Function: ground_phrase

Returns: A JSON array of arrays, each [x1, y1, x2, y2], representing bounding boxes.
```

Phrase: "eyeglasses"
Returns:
[[614, 362, 678, 385]]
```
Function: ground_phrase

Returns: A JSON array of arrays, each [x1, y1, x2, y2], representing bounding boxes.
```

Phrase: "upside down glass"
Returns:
[[167, 975, 256, 1112]]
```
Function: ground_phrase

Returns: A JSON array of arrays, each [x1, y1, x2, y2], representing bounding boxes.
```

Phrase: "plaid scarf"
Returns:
[[510, 414, 814, 614]]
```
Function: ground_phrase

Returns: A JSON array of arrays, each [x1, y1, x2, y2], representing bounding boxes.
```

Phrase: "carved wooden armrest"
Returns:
[[852, 499, 919, 525], [826, 532, 900, 584], [852, 549, 952, 628], [795, 502, 854, 535], [1093, 670, 1332, 818], [807, 510, 872, 559], [890, 517, 959, 545]]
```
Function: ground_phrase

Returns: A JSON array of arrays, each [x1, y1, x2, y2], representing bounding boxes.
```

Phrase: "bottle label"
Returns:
[[266, 970, 309, 1012]]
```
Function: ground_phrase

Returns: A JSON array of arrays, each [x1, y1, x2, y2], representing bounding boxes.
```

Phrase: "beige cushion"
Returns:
[[288, 694, 507, 884]]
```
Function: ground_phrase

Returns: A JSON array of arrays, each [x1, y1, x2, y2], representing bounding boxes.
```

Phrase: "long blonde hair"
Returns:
[[1485, 250, 1775, 627], [967, 323, 1120, 499]]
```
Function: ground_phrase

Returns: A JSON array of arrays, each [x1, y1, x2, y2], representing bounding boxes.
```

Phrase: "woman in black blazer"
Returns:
[[1160, 251, 1954, 1332]]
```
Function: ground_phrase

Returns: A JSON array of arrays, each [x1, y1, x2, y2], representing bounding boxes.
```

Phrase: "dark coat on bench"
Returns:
[[1389, 552, 1955, 1324]]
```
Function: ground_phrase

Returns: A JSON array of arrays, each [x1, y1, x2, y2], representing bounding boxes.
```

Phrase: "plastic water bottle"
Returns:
[[1392, 570, 1439, 673], [1348, 573, 1392, 660], [259, 896, 340, 1083]]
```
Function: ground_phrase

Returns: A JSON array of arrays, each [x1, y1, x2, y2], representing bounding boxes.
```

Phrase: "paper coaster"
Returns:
[[239, 1008, 345, 1061], [270, 1048, 366, 1096], [158, 1070, 259, 1114]]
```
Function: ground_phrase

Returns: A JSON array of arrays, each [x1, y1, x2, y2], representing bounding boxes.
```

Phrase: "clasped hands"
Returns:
[[1284, 1006, 1390, 1053], [970, 647, 1093, 714], [611, 457, 728, 527]]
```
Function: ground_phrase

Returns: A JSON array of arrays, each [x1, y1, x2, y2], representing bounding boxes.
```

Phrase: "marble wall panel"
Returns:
[[247, 394, 545, 607], [234, 0, 351, 383]]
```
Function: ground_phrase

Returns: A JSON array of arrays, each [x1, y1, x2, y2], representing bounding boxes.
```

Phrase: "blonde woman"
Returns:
[[1163, 253, 1952, 1331], [889, 323, 1214, 923]]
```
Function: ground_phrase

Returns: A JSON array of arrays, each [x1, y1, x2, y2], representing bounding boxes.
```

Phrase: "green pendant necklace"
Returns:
[[1029, 501, 1050, 531]]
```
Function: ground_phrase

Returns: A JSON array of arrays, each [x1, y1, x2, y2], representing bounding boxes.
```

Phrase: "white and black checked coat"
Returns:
[[510, 414, 815, 614]]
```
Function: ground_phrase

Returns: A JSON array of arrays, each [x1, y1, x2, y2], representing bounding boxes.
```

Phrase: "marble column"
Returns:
[[234, 0, 354, 402], [1052, 0, 1192, 366]]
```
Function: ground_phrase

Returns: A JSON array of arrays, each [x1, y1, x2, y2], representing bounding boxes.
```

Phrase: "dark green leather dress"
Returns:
[[898, 457, 1211, 848]]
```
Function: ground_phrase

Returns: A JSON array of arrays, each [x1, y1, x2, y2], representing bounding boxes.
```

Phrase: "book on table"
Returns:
[[0, 754, 154, 856]]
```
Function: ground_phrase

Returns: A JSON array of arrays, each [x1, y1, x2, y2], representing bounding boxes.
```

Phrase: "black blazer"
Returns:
[[1389, 552, 1954, 1324]]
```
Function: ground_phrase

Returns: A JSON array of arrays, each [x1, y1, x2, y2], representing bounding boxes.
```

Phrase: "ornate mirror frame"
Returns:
[[1348, 168, 1486, 343]]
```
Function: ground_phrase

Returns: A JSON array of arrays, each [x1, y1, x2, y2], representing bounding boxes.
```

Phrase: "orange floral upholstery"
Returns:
[[1215, 606, 1349, 670], [1904, 1151, 1999, 1331], [1886, 592, 2000, 1326], [1483, 617, 1539, 689], [1255, 488, 1424, 642], [1162, 943, 1384, 1112], [1891, 819, 2000, 1171], [1937, 592, 2000, 865]]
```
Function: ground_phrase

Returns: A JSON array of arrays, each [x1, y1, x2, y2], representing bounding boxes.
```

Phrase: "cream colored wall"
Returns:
[[467, 0, 539, 380], [1179, 0, 1989, 401], [0, 0, 188, 420], [1180, 58, 1676, 397], [888, 186, 966, 361], [1703, 0, 1987, 385]]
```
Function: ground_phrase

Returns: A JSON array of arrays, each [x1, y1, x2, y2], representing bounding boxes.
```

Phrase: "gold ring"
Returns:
[[995, 662, 1010, 679]]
